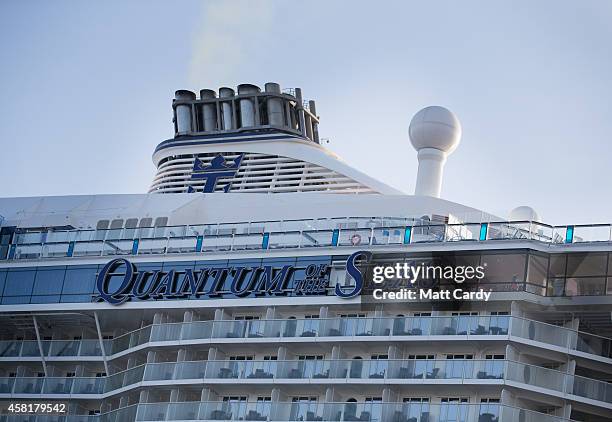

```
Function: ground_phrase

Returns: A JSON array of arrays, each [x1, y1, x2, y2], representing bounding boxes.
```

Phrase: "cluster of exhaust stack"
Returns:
[[173, 82, 320, 143]]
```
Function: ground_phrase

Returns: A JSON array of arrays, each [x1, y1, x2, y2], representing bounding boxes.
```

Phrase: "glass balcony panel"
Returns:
[[572, 225, 611, 243], [13, 377, 44, 394], [210, 320, 234, 338], [231, 233, 263, 251], [166, 237, 197, 254], [41, 243, 71, 258], [477, 360, 504, 379], [371, 227, 404, 245], [0, 340, 22, 357], [137, 238, 167, 255], [339, 401, 383, 422], [180, 320, 212, 340], [122, 365, 145, 388], [145, 362, 178, 381], [136, 402, 169, 421], [201, 235, 233, 252], [510, 319, 569, 349], [0, 377, 15, 393], [576, 332, 612, 357], [411, 225, 445, 243], [572, 375, 612, 403], [42, 377, 74, 394], [13, 244, 43, 259], [15, 232, 45, 244], [166, 226, 188, 238], [150, 323, 181, 342], [101, 239, 133, 256], [73, 230, 98, 242], [286, 401, 326, 421], [46, 231, 76, 243], [49, 340, 81, 357], [445, 223, 481, 242], [268, 231, 302, 249], [21, 340, 41, 357], [72, 377, 104, 394], [79, 340, 103, 356], [337, 229, 372, 247], [301, 230, 333, 248], [104, 372, 124, 392], [205, 360, 243, 379], [564, 277, 606, 296], [166, 402, 201, 421], [487, 222, 532, 240], [72, 241, 104, 257], [530, 222, 554, 242]]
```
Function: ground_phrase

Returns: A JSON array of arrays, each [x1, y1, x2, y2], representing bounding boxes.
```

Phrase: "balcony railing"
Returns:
[[2, 316, 610, 363], [0, 339, 109, 359], [3, 218, 612, 262], [1, 359, 611, 406], [0, 401, 582, 422]]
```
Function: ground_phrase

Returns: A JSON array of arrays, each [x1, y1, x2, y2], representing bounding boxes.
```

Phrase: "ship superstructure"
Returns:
[[0, 82, 610, 422]]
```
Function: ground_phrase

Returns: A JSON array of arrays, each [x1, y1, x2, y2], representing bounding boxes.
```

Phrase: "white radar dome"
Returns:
[[509, 206, 540, 222], [409, 106, 462, 154]]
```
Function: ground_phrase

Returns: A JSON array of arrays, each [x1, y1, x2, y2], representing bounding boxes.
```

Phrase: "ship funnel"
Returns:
[[409, 106, 461, 198], [199, 89, 217, 131], [237, 83, 261, 128], [219, 87, 235, 130], [174, 90, 196, 135], [265, 82, 284, 126], [170, 82, 320, 142]]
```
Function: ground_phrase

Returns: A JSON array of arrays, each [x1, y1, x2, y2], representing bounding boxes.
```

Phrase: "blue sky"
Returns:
[[1, 0, 611, 224]]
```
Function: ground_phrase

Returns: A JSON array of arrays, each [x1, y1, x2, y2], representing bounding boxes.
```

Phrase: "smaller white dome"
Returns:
[[509, 206, 540, 222], [409, 106, 462, 154]]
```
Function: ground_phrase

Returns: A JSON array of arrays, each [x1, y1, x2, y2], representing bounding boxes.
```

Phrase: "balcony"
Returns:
[[109, 316, 611, 363], [3, 218, 612, 263], [2, 316, 609, 365], [1, 359, 610, 407], [0, 401, 582, 422], [0, 339, 108, 359]]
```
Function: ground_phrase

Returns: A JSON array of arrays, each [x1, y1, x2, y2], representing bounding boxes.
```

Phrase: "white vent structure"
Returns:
[[150, 134, 400, 195]]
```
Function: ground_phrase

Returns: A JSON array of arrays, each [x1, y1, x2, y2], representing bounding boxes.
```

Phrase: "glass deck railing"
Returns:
[[1, 359, 611, 405], [3, 218, 611, 262], [129, 401, 578, 422], [0, 401, 581, 422], [109, 316, 611, 361], [2, 316, 610, 362], [0, 339, 110, 359]]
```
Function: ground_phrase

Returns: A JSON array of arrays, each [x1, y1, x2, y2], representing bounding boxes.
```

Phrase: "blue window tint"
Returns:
[[30, 295, 61, 304], [2, 296, 30, 304], [62, 266, 98, 295], [33, 268, 66, 295], [60, 294, 93, 303], [0, 270, 6, 296], [4, 270, 36, 296]]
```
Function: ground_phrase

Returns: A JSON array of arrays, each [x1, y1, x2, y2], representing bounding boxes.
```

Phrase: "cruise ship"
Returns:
[[0, 82, 611, 422]]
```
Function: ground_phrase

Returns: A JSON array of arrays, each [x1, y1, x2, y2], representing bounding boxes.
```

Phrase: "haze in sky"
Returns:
[[1, 0, 611, 225]]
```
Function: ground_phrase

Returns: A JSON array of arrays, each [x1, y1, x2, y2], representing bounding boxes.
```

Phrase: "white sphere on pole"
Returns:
[[409, 106, 462, 197]]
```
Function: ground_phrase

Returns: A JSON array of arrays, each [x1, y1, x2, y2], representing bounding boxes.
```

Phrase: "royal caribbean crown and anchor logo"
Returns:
[[187, 153, 244, 193]]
